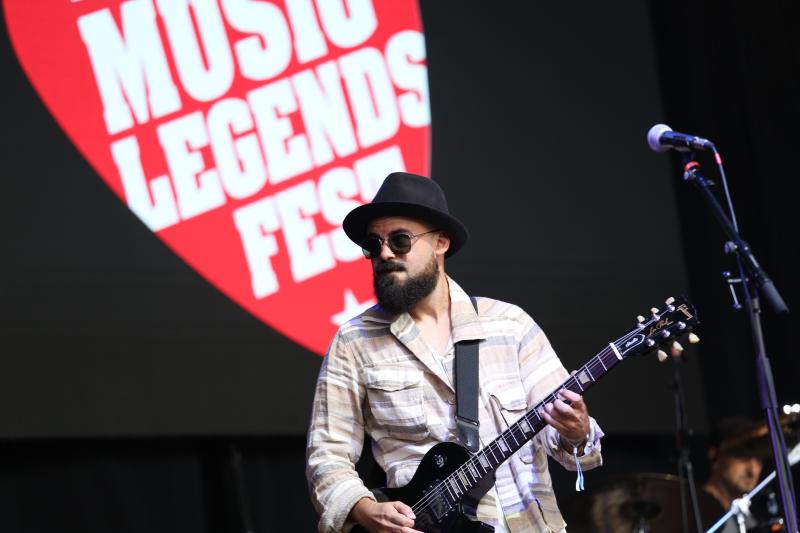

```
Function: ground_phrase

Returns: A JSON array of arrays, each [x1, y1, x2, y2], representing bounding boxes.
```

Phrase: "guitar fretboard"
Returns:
[[412, 337, 629, 519], [405, 297, 697, 523]]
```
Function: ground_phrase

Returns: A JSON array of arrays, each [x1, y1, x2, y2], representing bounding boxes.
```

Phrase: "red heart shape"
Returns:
[[4, 0, 430, 355]]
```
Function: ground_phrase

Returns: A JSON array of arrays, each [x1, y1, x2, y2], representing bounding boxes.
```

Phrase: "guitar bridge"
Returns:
[[424, 482, 453, 521]]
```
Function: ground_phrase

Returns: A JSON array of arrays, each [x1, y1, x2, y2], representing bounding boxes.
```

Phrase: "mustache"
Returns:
[[374, 261, 405, 274]]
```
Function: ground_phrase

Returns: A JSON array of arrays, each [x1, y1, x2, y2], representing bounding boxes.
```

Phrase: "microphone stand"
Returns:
[[680, 153, 798, 533], [671, 352, 704, 533]]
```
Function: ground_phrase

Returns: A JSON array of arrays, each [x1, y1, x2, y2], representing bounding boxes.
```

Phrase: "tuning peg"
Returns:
[[651, 307, 660, 315], [665, 297, 675, 305], [688, 333, 700, 344], [657, 350, 668, 362], [671, 341, 684, 356], [637, 315, 646, 323]]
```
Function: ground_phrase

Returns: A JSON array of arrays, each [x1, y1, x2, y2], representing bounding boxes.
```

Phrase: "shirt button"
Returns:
[[446, 396, 456, 405]]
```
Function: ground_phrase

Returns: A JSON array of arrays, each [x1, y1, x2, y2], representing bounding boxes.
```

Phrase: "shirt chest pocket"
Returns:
[[487, 379, 538, 465], [489, 380, 529, 414], [364, 367, 429, 442]]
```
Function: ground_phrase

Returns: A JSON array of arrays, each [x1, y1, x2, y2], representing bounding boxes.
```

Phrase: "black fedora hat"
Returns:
[[342, 172, 469, 257], [712, 416, 773, 459]]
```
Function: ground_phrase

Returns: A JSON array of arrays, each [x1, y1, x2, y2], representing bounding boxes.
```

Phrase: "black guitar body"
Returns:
[[351, 442, 496, 533]]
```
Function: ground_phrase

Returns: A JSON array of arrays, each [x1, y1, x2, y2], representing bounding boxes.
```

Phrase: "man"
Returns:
[[306, 172, 604, 532], [699, 417, 768, 533]]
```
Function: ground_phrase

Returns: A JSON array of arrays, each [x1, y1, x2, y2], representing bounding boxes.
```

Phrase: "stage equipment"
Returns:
[[647, 124, 715, 152], [648, 126, 796, 533], [566, 472, 704, 532], [667, 334, 705, 532]]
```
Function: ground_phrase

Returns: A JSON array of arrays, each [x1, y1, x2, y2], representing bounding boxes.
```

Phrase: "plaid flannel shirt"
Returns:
[[306, 277, 603, 532]]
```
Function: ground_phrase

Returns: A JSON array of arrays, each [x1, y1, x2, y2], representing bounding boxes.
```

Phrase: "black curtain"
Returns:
[[649, 0, 800, 423], [0, 437, 319, 533]]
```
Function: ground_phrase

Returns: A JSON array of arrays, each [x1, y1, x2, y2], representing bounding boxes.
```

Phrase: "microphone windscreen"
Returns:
[[647, 123, 673, 152]]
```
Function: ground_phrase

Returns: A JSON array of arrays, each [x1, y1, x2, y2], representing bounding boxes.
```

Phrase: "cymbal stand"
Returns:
[[633, 515, 652, 533], [671, 351, 704, 533]]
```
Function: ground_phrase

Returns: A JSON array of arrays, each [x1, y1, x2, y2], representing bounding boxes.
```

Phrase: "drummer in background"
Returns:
[[699, 416, 769, 532]]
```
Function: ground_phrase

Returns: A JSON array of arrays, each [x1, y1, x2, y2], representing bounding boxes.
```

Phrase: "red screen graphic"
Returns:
[[4, 0, 430, 354]]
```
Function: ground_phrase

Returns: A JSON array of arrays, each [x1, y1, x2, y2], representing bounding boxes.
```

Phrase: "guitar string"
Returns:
[[411, 308, 692, 516], [409, 341, 625, 516], [410, 308, 690, 516], [410, 347, 618, 516], [411, 322, 658, 515]]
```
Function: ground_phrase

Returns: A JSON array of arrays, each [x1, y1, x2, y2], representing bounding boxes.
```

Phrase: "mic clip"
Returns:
[[681, 157, 715, 187], [722, 270, 744, 311]]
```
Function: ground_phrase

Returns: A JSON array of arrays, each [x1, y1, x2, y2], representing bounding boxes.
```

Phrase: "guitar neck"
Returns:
[[411, 297, 698, 517], [487, 343, 622, 461], [434, 341, 625, 503]]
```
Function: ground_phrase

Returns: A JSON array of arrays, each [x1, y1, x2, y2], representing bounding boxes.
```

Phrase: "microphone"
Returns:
[[647, 124, 715, 152]]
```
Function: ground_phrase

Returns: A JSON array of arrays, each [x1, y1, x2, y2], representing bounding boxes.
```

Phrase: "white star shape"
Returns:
[[331, 289, 375, 326]]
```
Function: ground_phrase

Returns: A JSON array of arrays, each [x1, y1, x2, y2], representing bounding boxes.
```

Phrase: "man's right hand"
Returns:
[[349, 497, 423, 533]]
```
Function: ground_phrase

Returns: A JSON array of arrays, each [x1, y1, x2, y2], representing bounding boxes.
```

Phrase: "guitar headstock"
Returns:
[[616, 296, 700, 361]]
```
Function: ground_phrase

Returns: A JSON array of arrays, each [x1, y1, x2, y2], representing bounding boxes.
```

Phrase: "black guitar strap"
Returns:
[[455, 297, 480, 453]]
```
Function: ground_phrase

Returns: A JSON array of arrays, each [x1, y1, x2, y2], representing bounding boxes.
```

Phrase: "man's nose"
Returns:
[[378, 240, 395, 260], [746, 457, 761, 475]]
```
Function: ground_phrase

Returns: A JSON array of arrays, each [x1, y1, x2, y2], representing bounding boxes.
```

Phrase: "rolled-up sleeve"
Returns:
[[515, 309, 604, 472], [542, 417, 604, 470], [306, 330, 375, 533]]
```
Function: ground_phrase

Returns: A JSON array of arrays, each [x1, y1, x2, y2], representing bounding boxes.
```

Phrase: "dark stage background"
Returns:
[[1, 0, 698, 440], [1, 1, 798, 532]]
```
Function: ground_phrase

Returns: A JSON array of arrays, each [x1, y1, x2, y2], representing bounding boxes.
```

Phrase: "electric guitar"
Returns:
[[352, 296, 699, 533]]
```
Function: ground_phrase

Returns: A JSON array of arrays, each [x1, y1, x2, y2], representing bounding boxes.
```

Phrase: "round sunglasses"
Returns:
[[360, 229, 440, 259]]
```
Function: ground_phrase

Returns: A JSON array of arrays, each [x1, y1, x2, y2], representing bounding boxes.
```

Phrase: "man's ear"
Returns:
[[708, 446, 718, 463], [435, 232, 451, 256]]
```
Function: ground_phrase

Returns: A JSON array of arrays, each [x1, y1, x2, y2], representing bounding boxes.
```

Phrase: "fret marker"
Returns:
[[498, 438, 508, 453], [578, 370, 592, 384], [519, 419, 532, 434], [609, 342, 623, 360], [478, 455, 490, 469]]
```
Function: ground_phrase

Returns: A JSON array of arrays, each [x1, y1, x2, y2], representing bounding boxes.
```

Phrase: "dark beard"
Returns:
[[373, 255, 439, 314]]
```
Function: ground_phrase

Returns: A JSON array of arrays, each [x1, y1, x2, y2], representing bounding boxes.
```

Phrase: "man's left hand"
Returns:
[[542, 388, 590, 448]]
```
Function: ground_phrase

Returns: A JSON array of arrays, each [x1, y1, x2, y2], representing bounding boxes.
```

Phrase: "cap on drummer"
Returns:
[[703, 417, 768, 509]]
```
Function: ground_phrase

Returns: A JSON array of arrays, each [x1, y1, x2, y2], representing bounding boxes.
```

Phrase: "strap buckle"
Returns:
[[456, 416, 480, 453]]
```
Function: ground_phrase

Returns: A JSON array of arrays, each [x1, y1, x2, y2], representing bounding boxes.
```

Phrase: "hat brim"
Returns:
[[342, 201, 469, 258], [717, 414, 800, 459]]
